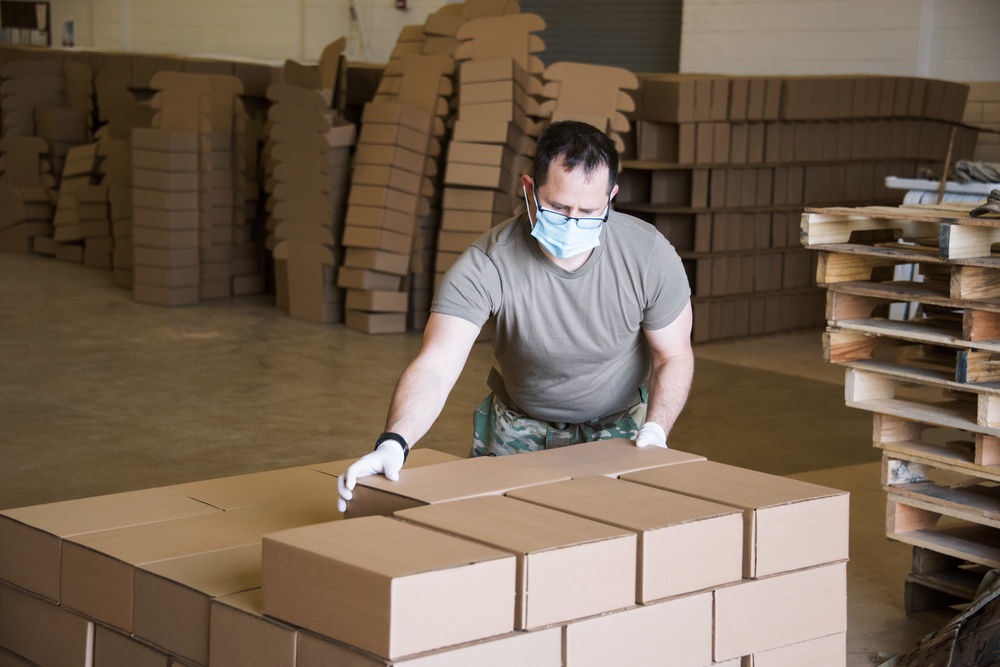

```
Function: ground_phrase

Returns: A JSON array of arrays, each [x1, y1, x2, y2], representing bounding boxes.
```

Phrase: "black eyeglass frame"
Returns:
[[531, 187, 611, 230]]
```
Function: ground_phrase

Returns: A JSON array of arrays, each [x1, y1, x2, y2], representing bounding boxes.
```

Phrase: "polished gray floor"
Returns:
[[0, 252, 953, 665]]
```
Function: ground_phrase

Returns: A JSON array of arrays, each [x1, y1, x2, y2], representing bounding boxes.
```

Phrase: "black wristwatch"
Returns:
[[375, 432, 409, 462]]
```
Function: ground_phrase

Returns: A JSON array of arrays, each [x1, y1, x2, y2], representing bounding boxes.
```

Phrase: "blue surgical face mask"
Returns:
[[523, 185, 610, 260]]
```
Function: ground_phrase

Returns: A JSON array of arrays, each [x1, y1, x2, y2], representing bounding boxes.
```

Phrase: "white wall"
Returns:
[[40, 0, 1000, 83], [681, 0, 1000, 81], [46, 0, 452, 64]]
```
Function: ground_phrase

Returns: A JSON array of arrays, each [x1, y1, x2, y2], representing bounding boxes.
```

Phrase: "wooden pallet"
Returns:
[[826, 281, 1000, 315], [845, 364, 1000, 437], [905, 546, 989, 612], [826, 329, 1000, 385], [816, 251, 1000, 302], [874, 414, 1000, 474], [802, 204, 1000, 260], [886, 499, 1000, 569]]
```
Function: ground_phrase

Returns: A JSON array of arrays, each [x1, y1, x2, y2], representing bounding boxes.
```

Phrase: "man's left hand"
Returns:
[[635, 422, 667, 448]]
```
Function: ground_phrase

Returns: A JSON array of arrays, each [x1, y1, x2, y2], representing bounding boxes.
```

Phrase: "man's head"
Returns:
[[532, 120, 619, 195]]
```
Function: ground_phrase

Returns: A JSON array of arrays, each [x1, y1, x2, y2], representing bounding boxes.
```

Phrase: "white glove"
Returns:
[[635, 422, 668, 448], [337, 440, 406, 512]]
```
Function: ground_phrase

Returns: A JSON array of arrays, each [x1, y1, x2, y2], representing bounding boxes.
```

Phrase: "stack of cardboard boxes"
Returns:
[[339, 66, 445, 334], [78, 180, 112, 270], [0, 440, 848, 665], [265, 79, 356, 323], [0, 136, 55, 254], [0, 59, 63, 138], [51, 143, 101, 264], [618, 74, 977, 343]]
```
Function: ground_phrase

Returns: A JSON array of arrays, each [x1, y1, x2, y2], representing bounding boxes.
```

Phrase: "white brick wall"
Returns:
[[681, 0, 1000, 81]]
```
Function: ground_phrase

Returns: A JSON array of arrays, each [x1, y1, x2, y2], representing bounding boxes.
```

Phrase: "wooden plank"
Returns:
[[843, 359, 1000, 395], [877, 440, 1000, 484], [826, 291, 888, 321], [816, 251, 905, 284], [829, 281, 1000, 315], [886, 519, 1000, 569], [833, 319, 992, 353], [957, 350, 1000, 384], [887, 487, 1000, 528], [801, 211, 940, 247], [965, 309, 1000, 342], [805, 203, 990, 226], [807, 242, 1000, 271], [941, 223, 1000, 260]]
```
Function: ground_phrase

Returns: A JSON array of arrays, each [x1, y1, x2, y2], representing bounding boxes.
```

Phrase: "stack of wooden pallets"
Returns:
[[803, 201, 1000, 611]]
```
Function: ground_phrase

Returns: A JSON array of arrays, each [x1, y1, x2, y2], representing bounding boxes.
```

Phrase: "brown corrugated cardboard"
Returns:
[[345, 310, 408, 334], [508, 475, 742, 602], [713, 562, 847, 661], [343, 226, 414, 256], [132, 544, 261, 665], [397, 495, 635, 629], [261, 515, 517, 660], [169, 466, 339, 510], [59, 510, 281, 632], [354, 143, 428, 176], [209, 589, 298, 667], [748, 632, 845, 666], [564, 590, 713, 667], [0, 488, 216, 601], [133, 246, 199, 270], [346, 452, 574, 519], [132, 128, 199, 153], [622, 460, 849, 578], [337, 267, 404, 291], [94, 624, 171, 667], [297, 625, 561, 667], [0, 583, 94, 667], [346, 289, 410, 313], [308, 448, 462, 479], [513, 438, 704, 478], [343, 249, 412, 277]]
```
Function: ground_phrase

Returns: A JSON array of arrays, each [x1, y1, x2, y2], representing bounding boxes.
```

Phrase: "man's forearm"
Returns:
[[383, 357, 456, 448], [644, 349, 694, 437]]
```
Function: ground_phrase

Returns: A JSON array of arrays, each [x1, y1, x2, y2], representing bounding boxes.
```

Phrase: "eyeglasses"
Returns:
[[532, 188, 610, 230]]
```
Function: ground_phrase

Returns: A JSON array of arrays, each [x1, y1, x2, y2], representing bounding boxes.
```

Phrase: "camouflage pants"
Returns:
[[470, 388, 647, 457]]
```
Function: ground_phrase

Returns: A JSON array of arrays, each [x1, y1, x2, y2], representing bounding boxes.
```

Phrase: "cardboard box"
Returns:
[[443, 188, 515, 215], [94, 624, 171, 667], [713, 562, 847, 661], [346, 289, 409, 313], [563, 590, 713, 667], [59, 510, 282, 631], [0, 583, 94, 667], [397, 496, 636, 629], [508, 475, 742, 602], [132, 544, 262, 665], [210, 589, 297, 667], [748, 632, 845, 666], [133, 246, 199, 270], [622, 460, 848, 578], [353, 143, 429, 176], [296, 625, 562, 667], [337, 267, 404, 292], [0, 488, 216, 601], [261, 515, 516, 660], [343, 249, 412, 277], [169, 465, 340, 510], [518, 438, 704, 479], [345, 310, 407, 334], [132, 128, 199, 152], [343, 226, 414, 256]]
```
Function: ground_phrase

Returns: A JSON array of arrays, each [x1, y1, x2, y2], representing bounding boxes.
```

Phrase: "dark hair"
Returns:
[[533, 120, 619, 194]]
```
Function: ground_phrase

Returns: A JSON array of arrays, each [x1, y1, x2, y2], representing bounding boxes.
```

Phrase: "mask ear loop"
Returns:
[[522, 183, 535, 227]]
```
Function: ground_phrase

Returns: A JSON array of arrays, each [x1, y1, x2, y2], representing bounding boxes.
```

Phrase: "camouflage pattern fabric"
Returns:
[[470, 388, 647, 457]]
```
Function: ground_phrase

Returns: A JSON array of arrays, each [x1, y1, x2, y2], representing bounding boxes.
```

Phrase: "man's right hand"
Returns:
[[336, 440, 406, 512]]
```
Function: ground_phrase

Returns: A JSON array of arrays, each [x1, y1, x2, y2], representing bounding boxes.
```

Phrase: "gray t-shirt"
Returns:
[[432, 210, 691, 424]]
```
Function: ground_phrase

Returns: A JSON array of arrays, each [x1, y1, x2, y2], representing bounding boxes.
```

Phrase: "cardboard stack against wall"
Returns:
[[537, 61, 639, 154], [0, 59, 63, 138], [130, 125, 203, 307], [0, 136, 55, 254], [339, 52, 450, 334], [51, 143, 102, 264], [618, 74, 977, 344], [34, 61, 94, 181], [264, 68, 356, 323], [99, 136, 136, 288], [78, 181, 112, 270], [435, 13, 546, 287]]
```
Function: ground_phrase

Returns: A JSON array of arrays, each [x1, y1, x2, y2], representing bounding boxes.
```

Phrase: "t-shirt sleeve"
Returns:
[[430, 244, 502, 328], [641, 232, 691, 331]]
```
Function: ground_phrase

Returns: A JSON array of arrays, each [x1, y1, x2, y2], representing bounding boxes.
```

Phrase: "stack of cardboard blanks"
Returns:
[[0, 59, 63, 137], [130, 127, 202, 307], [34, 61, 95, 180], [191, 73, 248, 300], [231, 117, 267, 297], [370, 54, 454, 331], [264, 78, 356, 323], [339, 89, 441, 334], [436, 14, 547, 287], [99, 136, 135, 289], [0, 136, 55, 254], [78, 182, 112, 270], [423, 0, 523, 59], [537, 62, 639, 154], [52, 143, 102, 264]]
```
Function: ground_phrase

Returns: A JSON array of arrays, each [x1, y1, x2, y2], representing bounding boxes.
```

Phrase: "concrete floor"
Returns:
[[0, 252, 955, 665]]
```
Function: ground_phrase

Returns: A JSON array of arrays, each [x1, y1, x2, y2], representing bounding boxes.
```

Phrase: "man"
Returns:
[[338, 120, 693, 512]]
